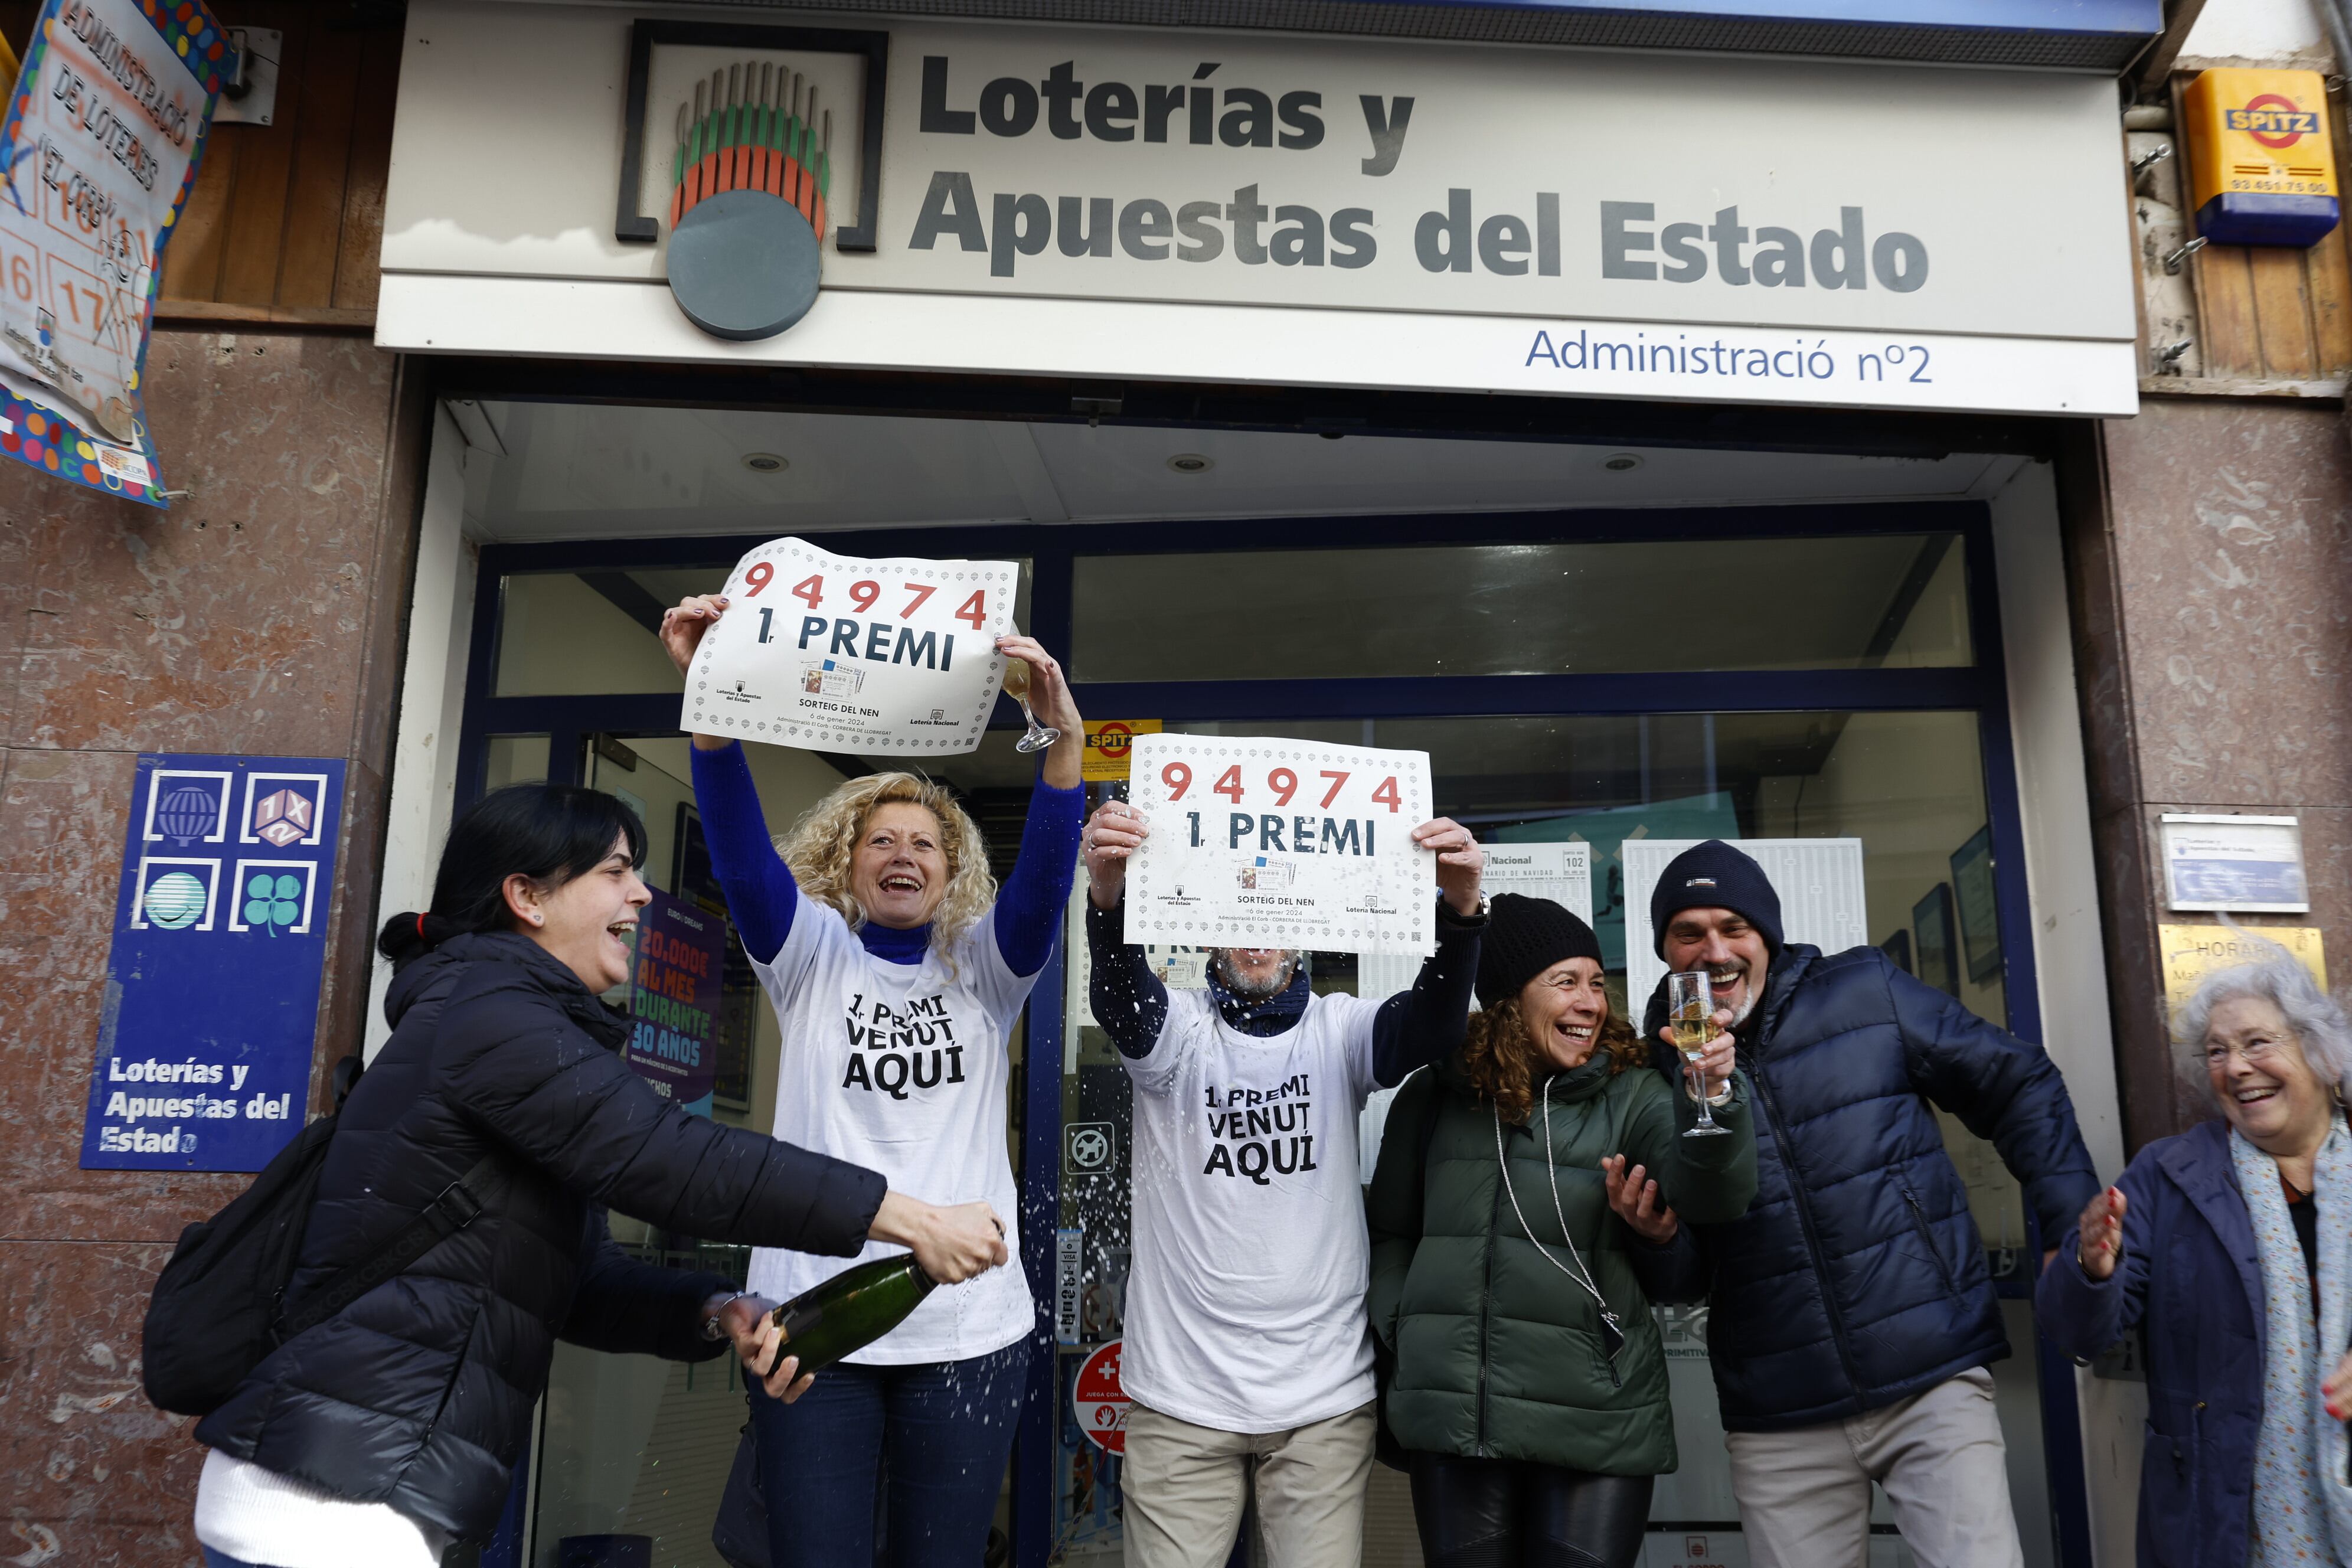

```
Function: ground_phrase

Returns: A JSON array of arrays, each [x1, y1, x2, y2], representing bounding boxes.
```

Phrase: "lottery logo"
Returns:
[[2230, 93, 2320, 148], [156, 786, 221, 845], [142, 871, 210, 930], [662, 57, 835, 341], [250, 788, 315, 848]]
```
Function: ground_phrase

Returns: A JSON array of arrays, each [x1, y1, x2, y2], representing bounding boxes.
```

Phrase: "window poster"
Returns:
[[83, 753, 344, 1170], [624, 886, 726, 1116], [1, 0, 235, 506], [684, 535, 1018, 755]]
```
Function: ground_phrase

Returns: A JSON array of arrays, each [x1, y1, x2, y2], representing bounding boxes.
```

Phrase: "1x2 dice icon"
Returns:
[[252, 788, 315, 847]]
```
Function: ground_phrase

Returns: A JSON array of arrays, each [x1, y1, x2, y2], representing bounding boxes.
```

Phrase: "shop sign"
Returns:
[[1124, 732, 1435, 958], [383, 4, 2139, 416], [1, 0, 236, 507], [1081, 718, 1158, 782], [2160, 812, 2309, 913], [2159, 922, 2327, 1018], [625, 887, 724, 1115], [685, 535, 1018, 756], [1071, 1338, 1129, 1455], [82, 753, 344, 1171]]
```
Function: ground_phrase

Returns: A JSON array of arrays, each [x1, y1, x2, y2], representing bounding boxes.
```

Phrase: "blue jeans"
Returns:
[[202, 1551, 273, 1568], [752, 1338, 1031, 1568]]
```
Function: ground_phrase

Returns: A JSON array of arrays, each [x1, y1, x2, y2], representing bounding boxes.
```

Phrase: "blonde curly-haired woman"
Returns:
[[662, 593, 1083, 1568]]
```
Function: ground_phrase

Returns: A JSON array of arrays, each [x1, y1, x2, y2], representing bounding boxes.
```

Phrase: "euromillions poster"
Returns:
[[626, 887, 725, 1116], [82, 753, 345, 1171], [0, 0, 234, 508]]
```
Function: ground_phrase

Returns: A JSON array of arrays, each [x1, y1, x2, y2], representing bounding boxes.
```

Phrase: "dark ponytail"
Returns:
[[378, 783, 648, 966]]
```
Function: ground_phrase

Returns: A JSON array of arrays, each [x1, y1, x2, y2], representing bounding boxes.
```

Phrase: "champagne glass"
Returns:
[[1667, 971, 1731, 1138], [1001, 651, 1061, 753]]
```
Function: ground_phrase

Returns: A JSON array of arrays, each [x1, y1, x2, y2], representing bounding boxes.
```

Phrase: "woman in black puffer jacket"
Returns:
[[190, 785, 1011, 1568]]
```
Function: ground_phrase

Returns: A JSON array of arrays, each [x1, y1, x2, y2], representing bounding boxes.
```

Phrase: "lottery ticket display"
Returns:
[[1125, 733, 1436, 958], [0, 0, 233, 507], [685, 537, 1018, 754]]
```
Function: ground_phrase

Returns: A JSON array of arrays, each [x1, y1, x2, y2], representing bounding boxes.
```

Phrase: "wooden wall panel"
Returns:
[[0, 1, 400, 327]]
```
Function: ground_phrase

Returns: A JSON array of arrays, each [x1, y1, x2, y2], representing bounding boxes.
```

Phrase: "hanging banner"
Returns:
[[82, 753, 345, 1171], [625, 886, 726, 1115], [1123, 733, 1435, 958], [684, 535, 1018, 755], [0, 0, 234, 508]]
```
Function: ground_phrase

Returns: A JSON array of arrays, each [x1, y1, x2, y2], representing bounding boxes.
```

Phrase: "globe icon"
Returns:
[[142, 871, 209, 929], [155, 785, 218, 844]]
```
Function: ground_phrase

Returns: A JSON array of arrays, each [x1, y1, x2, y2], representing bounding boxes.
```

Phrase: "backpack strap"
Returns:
[[275, 1152, 505, 1341]]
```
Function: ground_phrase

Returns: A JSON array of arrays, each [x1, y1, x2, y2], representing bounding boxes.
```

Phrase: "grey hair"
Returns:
[[2173, 932, 2352, 1093]]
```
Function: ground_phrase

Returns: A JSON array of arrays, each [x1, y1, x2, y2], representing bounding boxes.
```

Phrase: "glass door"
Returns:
[[456, 502, 2070, 1568]]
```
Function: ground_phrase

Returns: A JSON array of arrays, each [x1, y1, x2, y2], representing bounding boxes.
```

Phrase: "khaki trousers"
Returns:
[[1123, 1402, 1375, 1568], [1724, 1368, 2027, 1568]]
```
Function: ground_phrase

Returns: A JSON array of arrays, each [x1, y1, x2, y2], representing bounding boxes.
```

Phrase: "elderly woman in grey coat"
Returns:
[[2037, 939, 2352, 1566]]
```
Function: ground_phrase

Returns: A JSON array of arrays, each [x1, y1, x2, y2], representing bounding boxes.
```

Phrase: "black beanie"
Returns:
[[1649, 839, 1783, 956], [1476, 893, 1605, 1007]]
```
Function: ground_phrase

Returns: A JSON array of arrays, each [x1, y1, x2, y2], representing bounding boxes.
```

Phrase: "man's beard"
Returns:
[[1718, 962, 1763, 1028], [1211, 948, 1298, 1001]]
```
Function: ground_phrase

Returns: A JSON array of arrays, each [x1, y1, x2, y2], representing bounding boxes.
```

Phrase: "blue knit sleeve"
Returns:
[[687, 741, 797, 962], [992, 779, 1083, 978]]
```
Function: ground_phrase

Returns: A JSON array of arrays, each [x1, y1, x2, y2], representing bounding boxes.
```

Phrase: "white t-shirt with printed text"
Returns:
[[746, 892, 1040, 1364], [1121, 986, 1383, 1434]]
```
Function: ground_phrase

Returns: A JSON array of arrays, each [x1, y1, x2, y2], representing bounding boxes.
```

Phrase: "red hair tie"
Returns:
[[416, 912, 427, 941]]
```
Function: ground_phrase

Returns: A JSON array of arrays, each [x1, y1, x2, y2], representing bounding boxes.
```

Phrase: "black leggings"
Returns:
[[1406, 1452, 1654, 1568]]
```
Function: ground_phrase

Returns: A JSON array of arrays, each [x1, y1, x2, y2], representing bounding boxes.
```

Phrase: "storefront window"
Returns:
[[1070, 533, 1971, 682], [495, 566, 1034, 697], [1055, 707, 2043, 1565], [466, 522, 2043, 1568]]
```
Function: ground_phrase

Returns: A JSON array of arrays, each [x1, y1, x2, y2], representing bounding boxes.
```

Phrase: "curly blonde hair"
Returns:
[[778, 772, 996, 952], [1458, 991, 1643, 1124]]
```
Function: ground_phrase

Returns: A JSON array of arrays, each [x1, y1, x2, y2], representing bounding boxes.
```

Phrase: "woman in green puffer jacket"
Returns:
[[1367, 894, 1758, 1568]]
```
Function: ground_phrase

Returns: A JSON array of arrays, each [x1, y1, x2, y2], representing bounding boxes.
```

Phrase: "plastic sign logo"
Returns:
[[615, 22, 886, 342], [2229, 95, 2320, 148], [250, 786, 314, 848], [2185, 68, 2340, 247]]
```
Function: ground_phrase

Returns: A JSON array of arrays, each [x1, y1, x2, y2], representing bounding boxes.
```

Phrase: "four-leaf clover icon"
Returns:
[[244, 873, 303, 936]]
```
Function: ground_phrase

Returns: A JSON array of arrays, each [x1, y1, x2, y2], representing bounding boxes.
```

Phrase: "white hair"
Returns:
[[2173, 931, 2352, 1092]]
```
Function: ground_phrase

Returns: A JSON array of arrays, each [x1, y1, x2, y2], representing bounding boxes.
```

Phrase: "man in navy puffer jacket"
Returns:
[[1638, 841, 2098, 1568]]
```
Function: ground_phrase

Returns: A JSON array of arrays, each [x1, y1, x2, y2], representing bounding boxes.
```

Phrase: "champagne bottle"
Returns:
[[763, 1256, 936, 1376]]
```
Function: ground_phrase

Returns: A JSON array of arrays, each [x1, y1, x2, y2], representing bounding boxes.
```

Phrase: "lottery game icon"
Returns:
[[251, 788, 315, 848], [155, 784, 220, 845], [142, 871, 209, 929]]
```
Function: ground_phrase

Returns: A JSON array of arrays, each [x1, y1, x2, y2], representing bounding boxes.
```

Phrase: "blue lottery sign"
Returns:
[[81, 753, 346, 1171]]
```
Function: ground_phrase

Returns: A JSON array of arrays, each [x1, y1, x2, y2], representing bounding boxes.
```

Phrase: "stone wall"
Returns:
[[2070, 396, 2352, 1151], [0, 329, 420, 1567]]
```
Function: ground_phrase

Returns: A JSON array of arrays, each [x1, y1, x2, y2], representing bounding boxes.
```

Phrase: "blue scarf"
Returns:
[[2235, 1116, 2352, 1566], [1208, 963, 1310, 1037]]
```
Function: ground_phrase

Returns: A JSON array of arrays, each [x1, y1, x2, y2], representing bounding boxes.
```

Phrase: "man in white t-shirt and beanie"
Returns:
[[1077, 798, 1487, 1568]]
